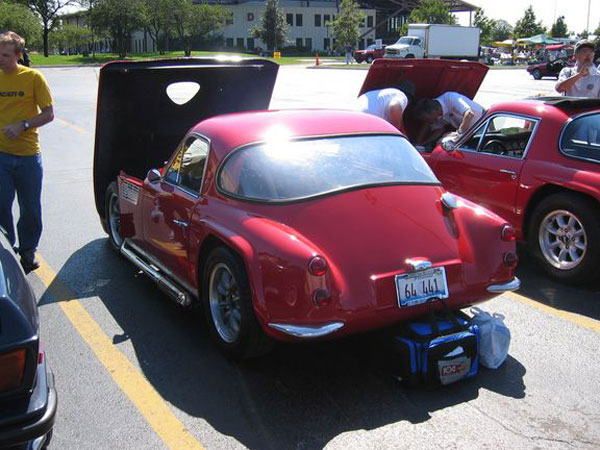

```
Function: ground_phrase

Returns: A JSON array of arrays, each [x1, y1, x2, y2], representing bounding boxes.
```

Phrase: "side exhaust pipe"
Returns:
[[121, 242, 192, 307]]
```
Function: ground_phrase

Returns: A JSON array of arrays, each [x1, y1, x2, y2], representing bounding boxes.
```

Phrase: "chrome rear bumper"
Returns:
[[487, 277, 521, 293], [268, 322, 344, 338]]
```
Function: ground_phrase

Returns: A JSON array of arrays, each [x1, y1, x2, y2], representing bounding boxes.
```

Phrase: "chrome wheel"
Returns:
[[108, 191, 123, 247], [209, 263, 242, 344], [538, 209, 587, 270]]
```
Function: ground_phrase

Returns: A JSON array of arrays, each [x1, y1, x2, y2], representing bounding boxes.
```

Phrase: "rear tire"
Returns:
[[202, 246, 273, 360], [532, 69, 542, 80], [366, 55, 374, 64], [405, 54, 415, 59], [105, 181, 124, 253], [528, 193, 600, 284]]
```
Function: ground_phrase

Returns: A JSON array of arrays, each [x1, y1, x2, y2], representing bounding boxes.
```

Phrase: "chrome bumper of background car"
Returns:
[[487, 277, 521, 293], [268, 322, 345, 338]]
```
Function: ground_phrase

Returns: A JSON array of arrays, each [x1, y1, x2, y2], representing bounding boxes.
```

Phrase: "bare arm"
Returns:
[[386, 98, 405, 132], [2, 105, 54, 139], [556, 65, 589, 94], [457, 109, 475, 135]]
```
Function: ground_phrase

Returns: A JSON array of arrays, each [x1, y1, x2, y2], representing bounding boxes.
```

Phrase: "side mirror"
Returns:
[[147, 169, 162, 183]]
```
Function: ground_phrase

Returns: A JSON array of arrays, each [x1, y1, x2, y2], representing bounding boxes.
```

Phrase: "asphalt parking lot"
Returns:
[[23, 64, 600, 450]]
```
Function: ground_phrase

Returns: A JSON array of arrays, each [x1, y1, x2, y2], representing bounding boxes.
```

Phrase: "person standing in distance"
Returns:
[[555, 40, 600, 98], [0, 31, 54, 272]]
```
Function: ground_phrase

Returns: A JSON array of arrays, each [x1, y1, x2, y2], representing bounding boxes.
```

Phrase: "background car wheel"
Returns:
[[366, 55, 374, 64], [528, 193, 600, 284], [532, 69, 542, 80], [405, 54, 415, 59], [105, 181, 124, 253], [202, 246, 273, 360]]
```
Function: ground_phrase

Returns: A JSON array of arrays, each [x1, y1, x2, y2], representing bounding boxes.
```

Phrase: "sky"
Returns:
[[455, 0, 600, 35]]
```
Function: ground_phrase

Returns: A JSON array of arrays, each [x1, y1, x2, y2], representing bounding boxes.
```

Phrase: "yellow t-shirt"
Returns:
[[0, 65, 53, 156]]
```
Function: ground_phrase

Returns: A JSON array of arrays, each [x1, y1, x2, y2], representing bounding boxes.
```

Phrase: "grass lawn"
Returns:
[[29, 51, 335, 66]]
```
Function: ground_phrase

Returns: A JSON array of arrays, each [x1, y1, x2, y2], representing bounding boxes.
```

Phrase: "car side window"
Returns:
[[459, 122, 486, 151], [164, 137, 209, 193], [413, 38, 421, 46], [560, 113, 600, 164], [478, 115, 537, 158]]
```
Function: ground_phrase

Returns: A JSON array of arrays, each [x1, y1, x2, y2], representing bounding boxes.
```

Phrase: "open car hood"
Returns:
[[358, 58, 489, 99], [93, 57, 279, 218]]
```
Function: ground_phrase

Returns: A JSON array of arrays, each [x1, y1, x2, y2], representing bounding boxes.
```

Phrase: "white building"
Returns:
[[211, 0, 377, 52]]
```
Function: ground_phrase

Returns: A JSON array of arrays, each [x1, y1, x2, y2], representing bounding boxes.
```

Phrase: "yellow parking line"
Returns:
[[35, 256, 206, 450], [507, 291, 600, 334], [55, 117, 87, 135]]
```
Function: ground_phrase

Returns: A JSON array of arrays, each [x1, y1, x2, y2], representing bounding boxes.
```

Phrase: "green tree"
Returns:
[[473, 8, 495, 46], [15, 0, 78, 57], [0, 2, 42, 48], [400, 0, 457, 35], [513, 5, 546, 38], [171, 0, 230, 56], [491, 19, 513, 42], [327, 0, 365, 49], [250, 0, 287, 51], [91, 0, 146, 58], [50, 24, 92, 52], [550, 15, 568, 38], [144, 0, 176, 54]]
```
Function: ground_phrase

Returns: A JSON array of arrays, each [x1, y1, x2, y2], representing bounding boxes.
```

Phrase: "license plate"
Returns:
[[395, 267, 449, 308]]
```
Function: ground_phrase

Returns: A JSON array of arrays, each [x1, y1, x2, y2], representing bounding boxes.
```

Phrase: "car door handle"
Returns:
[[173, 219, 189, 228], [500, 169, 517, 180]]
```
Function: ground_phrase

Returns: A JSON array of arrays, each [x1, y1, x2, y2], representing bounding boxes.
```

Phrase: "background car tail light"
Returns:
[[313, 288, 331, 306], [308, 255, 328, 276], [503, 251, 518, 268], [501, 225, 516, 241], [0, 349, 27, 392]]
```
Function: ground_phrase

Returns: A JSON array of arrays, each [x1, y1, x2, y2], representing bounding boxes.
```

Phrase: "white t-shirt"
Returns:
[[557, 64, 600, 98], [433, 92, 485, 130], [355, 88, 409, 122]]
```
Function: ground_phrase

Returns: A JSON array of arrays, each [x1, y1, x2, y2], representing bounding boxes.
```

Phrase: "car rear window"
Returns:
[[560, 113, 600, 164], [218, 135, 439, 201]]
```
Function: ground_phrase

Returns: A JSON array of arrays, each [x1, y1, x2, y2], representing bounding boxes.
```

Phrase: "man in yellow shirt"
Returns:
[[0, 31, 54, 272]]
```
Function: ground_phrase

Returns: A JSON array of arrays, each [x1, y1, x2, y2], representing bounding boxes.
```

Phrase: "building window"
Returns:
[[305, 38, 312, 50], [247, 12, 254, 21], [324, 38, 330, 49], [324, 14, 330, 24], [286, 13, 293, 26], [226, 38, 234, 47], [296, 14, 303, 26], [367, 38, 374, 46], [360, 18, 365, 28], [247, 38, 254, 49], [367, 15, 373, 28], [236, 38, 244, 48], [314, 14, 321, 26], [226, 16, 233, 25], [296, 38, 303, 48]]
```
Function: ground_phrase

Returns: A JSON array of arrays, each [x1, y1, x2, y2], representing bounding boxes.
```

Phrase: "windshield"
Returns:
[[396, 37, 414, 45], [218, 135, 439, 202]]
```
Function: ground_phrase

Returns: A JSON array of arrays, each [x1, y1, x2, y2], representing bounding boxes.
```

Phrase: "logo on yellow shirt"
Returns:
[[0, 91, 25, 97]]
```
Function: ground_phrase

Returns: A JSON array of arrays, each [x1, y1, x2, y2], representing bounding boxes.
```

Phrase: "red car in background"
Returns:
[[526, 58, 573, 80], [354, 44, 386, 64], [361, 59, 600, 284], [94, 58, 518, 360]]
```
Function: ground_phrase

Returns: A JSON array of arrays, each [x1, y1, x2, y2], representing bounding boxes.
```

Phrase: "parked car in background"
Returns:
[[353, 44, 386, 63], [0, 231, 56, 449], [94, 58, 519, 360], [526, 58, 573, 79], [360, 59, 600, 284]]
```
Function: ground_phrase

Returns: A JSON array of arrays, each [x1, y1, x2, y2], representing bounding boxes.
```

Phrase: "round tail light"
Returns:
[[501, 224, 516, 242], [313, 288, 331, 306], [503, 251, 518, 268], [308, 255, 328, 276]]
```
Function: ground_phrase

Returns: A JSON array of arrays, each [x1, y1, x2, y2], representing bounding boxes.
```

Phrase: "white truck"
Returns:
[[384, 24, 480, 60]]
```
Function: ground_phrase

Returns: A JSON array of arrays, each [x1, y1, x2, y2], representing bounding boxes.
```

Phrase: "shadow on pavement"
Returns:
[[515, 244, 600, 322], [39, 239, 526, 450]]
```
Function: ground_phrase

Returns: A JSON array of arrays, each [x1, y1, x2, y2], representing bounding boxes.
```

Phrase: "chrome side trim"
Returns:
[[487, 277, 521, 293], [268, 322, 345, 338], [121, 241, 193, 307]]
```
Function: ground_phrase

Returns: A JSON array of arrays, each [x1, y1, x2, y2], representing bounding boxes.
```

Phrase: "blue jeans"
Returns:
[[0, 152, 43, 254]]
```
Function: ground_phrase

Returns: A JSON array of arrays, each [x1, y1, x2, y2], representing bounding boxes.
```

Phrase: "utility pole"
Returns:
[[586, 0, 591, 33]]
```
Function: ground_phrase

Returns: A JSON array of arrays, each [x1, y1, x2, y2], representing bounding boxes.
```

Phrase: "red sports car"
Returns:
[[94, 59, 518, 360], [361, 59, 600, 284], [526, 58, 573, 80]]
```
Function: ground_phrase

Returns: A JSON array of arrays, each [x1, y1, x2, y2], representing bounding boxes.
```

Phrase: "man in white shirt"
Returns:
[[555, 40, 600, 98], [413, 91, 485, 146], [355, 80, 415, 132]]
